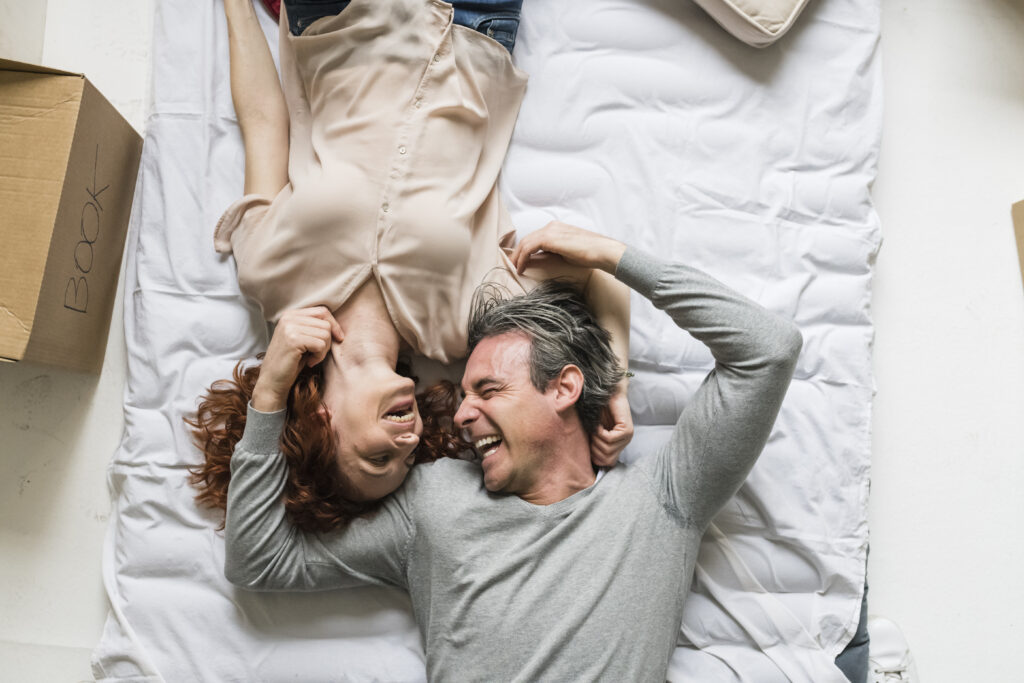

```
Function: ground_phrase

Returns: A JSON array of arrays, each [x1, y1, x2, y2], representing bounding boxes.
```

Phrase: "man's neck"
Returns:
[[518, 434, 596, 506]]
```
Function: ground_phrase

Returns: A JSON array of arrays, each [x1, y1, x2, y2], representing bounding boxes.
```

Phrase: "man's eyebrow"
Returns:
[[462, 377, 499, 396]]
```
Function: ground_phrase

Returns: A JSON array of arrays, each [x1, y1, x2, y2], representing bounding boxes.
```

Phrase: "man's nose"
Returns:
[[454, 397, 477, 429]]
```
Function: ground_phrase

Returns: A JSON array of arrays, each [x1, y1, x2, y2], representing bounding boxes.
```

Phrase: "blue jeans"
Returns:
[[834, 565, 870, 683], [283, 0, 524, 52]]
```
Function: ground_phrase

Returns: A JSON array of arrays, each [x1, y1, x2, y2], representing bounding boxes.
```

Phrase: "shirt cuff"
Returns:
[[237, 403, 287, 455], [614, 245, 669, 298]]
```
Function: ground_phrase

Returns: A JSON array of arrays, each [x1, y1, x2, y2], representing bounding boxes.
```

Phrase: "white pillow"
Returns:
[[692, 0, 811, 47]]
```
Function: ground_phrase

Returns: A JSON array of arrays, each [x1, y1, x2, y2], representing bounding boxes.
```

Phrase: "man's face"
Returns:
[[454, 332, 561, 494]]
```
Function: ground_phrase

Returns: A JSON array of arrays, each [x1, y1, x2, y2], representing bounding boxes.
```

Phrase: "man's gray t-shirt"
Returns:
[[225, 247, 803, 682]]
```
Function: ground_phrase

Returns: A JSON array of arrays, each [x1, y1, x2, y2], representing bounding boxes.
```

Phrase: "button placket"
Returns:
[[379, 42, 440, 243]]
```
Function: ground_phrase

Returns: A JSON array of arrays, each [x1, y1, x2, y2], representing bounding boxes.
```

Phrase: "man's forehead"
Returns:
[[461, 332, 532, 390]]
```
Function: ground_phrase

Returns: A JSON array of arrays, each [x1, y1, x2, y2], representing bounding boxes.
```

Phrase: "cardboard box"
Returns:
[[0, 59, 142, 373], [1014, 200, 1024, 294]]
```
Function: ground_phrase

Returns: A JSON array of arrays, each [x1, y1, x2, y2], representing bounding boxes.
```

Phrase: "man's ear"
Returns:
[[550, 364, 584, 413]]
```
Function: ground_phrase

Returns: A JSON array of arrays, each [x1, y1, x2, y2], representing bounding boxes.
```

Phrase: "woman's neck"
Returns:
[[332, 279, 403, 370]]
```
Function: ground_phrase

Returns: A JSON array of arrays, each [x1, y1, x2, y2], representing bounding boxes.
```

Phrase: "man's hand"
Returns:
[[251, 306, 343, 412], [511, 221, 626, 276], [590, 384, 634, 468]]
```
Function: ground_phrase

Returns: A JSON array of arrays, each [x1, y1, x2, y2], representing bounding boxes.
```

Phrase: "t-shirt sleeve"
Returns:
[[224, 404, 414, 591], [213, 194, 274, 254], [616, 247, 803, 531]]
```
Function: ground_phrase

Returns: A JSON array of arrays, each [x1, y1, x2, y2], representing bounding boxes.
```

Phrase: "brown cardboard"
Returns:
[[0, 59, 142, 373], [1014, 201, 1024, 294]]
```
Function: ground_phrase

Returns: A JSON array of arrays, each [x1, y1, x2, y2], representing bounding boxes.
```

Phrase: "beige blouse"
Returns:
[[215, 0, 529, 363]]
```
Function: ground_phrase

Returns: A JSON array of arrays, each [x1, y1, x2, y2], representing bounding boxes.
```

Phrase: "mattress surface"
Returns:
[[92, 0, 881, 680]]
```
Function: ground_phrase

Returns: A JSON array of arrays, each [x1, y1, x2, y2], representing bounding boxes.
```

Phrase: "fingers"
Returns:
[[281, 306, 343, 344], [286, 327, 330, 363], [290, 305, 340, 330], [279, 315, 334, 365], [512, 230, 544, 274], [329, 316, 344, 342], [511, 221, 569, 273], [589, 436, 621, 468], [307, 306, 344, 341], [590, 424, 631, 468]]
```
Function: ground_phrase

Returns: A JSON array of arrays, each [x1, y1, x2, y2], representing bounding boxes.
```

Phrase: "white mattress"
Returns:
[[92, 0, 881, 680]]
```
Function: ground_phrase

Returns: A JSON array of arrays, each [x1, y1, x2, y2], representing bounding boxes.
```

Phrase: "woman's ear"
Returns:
[[551, 364, 584, 413], [317, 403, 332, 423]]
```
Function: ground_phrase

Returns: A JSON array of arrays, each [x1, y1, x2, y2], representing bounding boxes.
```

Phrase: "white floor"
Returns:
[[0, 0, 1021, 681]]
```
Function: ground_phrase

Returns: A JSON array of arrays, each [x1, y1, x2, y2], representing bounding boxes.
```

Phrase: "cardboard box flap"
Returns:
[[0, 58, 82, 78]]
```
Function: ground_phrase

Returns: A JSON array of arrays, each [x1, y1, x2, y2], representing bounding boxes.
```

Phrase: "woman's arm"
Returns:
[[224, 0, 289, 197], [226, 406, 413, 591], [512, 223, 633, 466], [226, 308, 410, 590]]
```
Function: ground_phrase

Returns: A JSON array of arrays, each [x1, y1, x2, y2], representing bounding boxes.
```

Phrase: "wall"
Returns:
[[0, 0, 48, 63], [870, 1, 1024, 680]]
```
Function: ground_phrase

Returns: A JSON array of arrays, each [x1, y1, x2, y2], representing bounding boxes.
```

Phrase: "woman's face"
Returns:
[[322, 361, 423, 502]]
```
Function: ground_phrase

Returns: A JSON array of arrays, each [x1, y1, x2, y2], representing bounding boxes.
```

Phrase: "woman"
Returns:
[[189, 0, 632, 531]]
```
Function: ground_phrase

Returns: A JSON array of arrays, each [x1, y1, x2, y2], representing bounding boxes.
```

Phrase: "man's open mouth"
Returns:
[[474, 435, 502, 458]]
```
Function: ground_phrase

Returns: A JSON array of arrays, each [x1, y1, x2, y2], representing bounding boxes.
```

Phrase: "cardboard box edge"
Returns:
[[0, 57, 83, 78], [1012, 200, 1024, 295]]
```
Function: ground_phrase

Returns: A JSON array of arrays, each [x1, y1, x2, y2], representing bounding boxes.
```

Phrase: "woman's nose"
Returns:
[[397, 431, 419, 446]]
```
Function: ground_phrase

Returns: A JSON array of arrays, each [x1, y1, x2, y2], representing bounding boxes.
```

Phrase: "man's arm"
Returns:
[[510, 223, 802, 530], [225, 406, 412, 590], [516, 250, 633, 465], [614, 247, 803, 530]]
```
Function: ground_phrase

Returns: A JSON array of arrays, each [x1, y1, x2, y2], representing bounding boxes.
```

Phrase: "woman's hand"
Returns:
[[511, 221, 627, 276], [251, 307, 343, 412], [590, 383, 634, 468]]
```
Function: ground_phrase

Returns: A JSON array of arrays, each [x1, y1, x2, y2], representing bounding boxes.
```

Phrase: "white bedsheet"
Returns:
[[93, 0, 881, 680]]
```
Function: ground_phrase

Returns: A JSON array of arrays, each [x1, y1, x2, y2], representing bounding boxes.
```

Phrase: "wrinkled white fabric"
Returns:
[[92, 0, 879, 680]]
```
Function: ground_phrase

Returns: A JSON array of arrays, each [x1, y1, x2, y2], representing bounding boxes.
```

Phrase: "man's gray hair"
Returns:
[[467, 280, 625, 435]]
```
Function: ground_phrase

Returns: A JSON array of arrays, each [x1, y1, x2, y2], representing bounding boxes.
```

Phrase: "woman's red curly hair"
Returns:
[[186, 357, 468, 533]]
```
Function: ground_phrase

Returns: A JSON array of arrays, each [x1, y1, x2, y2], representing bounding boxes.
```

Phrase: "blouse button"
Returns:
[[399, 146, 407, 155], [382, 203, 390, 213], [433, 54, 440, 63]]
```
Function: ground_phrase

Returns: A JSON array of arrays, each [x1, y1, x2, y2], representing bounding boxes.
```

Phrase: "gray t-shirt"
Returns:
[[225, 247, 803, 682]]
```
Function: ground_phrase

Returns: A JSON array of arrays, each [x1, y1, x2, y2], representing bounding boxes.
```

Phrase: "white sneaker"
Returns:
[[868, 615, 920, 682]]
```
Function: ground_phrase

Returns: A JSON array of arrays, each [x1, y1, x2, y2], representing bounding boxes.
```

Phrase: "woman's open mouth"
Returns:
[[383, 407, 415, 424], [383, 397, 416, 424]]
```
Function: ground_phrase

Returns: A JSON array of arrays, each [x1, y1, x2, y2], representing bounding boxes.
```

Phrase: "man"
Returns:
[[226, 223, 803, 681]]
